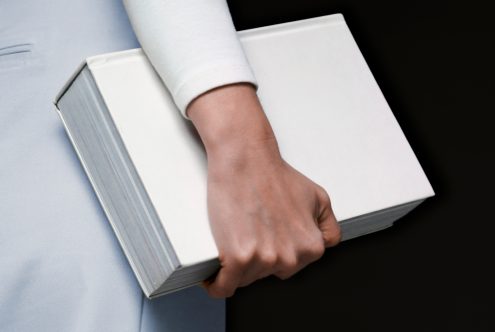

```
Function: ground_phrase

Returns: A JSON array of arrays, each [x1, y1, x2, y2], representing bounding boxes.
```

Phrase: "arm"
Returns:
[[123, 0, 341, 297], [188, 83, 341, 296], [123, 0, 257, 117]]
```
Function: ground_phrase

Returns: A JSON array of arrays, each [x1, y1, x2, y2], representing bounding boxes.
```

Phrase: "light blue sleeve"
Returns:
[[0, 0, 224, 331]]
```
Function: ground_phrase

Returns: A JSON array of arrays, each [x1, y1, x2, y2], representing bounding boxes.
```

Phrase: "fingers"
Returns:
[[206, 230, 326, 296], [273, 234, 325, 280], [205, 183, 340, 298], [206, 249, 275, 297], [205, 256, 245, 298], [315, 186, 342, 247], [237, 249, 277, 287]]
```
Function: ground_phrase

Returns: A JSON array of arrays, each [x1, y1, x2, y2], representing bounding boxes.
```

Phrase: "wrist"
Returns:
[[187, 83, 279, 157]]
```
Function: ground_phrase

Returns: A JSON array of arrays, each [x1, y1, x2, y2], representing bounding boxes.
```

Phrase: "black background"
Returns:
[[226, 0, 494, 331]]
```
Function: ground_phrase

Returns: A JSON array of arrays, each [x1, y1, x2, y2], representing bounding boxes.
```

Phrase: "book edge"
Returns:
[[53, 13, 347, 92]]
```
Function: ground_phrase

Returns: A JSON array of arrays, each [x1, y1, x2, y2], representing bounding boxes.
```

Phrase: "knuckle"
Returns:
[[256, 269, 274, 281], [299, 230, 325, 259], [316, 185, 332, 205], [258, 250, 278, 267], [231, 246, 256, 267], [322, 192, 332, 207], [279, 252, 299, 271], [275, 267, 297, 281], [307, 240, 325, 259], [295, 242, 324, 267], [325, 226, 342, 247]]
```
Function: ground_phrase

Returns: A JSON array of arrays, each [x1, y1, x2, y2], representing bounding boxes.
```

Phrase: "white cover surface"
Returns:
[[86, 14, 434, 267]]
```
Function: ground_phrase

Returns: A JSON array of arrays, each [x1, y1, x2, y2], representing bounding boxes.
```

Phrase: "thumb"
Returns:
[[315, 186, 342, 247]]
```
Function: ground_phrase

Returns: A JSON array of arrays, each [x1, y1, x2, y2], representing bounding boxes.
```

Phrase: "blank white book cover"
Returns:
[[81, 14, 434, 268]]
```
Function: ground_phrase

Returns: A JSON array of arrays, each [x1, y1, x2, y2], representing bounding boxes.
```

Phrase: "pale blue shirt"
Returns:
[[0, 0, 224, 330]]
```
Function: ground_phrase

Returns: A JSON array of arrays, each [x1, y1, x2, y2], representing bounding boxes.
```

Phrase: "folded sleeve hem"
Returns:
[[173, 63, 259, 119]]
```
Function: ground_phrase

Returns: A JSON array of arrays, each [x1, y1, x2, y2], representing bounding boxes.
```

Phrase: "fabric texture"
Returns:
[[0, 0, 225, 331], [123, 0, 258, 118]]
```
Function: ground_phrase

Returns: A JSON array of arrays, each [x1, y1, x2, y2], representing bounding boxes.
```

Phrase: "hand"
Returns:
[[187, 83, 341, 298]]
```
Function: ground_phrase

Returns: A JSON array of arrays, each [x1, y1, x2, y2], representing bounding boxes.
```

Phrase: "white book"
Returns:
[[54, 13, 434, 298]]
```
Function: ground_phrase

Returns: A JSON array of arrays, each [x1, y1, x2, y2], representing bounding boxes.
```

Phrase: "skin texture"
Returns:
[[187, 83, 342, 298]]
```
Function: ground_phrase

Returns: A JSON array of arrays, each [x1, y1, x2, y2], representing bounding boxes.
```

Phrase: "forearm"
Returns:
[[187, 83, 277, 156]]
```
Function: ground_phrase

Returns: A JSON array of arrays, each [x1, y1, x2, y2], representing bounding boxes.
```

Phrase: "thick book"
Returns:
[[54, 14, 434, 298]]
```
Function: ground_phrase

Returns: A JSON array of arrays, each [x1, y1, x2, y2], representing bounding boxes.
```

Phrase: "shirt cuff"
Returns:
[[172, 62, 259, 119]]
